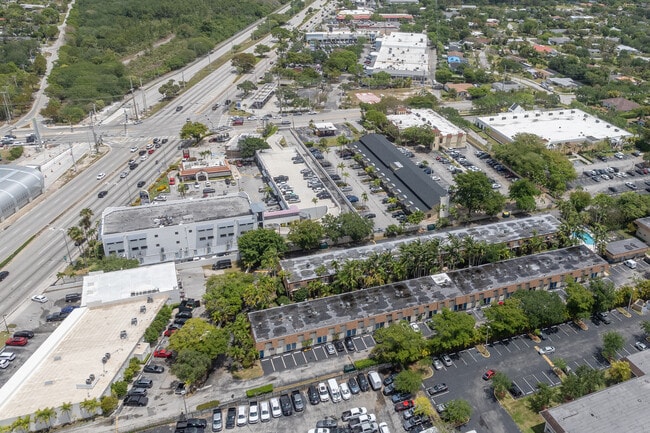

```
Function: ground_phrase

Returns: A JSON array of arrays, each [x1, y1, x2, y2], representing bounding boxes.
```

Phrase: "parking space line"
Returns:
[[541, 371, 559, 386], [465, 349, 479, 363], [583, 357, 595, 369], [300, 351, 308, 364], [490, 344, 503, 356], [499, 341, 512, 353], [521, 376, 535, 392], [261, 359, 274, 372], [510, 339, 523, 351]]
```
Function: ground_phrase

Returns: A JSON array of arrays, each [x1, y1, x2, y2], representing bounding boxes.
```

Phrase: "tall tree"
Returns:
[[429, 308, 476, 353], [237, 228, 287, 270], [608, 360, 632, 384], [602, 331, 625, 361], [180, 121, 209, 144], [512, 290, 567, 330], [484, 298, 529, 339], [168, 318, 228, 359], [528, 383, 555, 412], [287, 220, 324, 250], [509, 178, 541, 212], [589, 278, 616, 314], [454, 171, 505, 215], [565, 281, 595, 320], [441, 399, 472, 425], [371, 323, 428, 366], [231, 53, 256, 73]]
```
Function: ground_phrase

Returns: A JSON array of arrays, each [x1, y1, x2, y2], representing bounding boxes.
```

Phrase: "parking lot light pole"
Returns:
[[485, 325, 491, 346]]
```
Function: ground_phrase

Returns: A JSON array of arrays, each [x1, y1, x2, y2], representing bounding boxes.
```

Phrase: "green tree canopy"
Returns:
[[565, 281, 595, 320], [453, 171, 506, 215], [237, 228, 287, 270], [239, 136, 270, 158], [394, 370, 423, 394], [171, 348, 212, 385], [512, 290, 567, 330], [602, 331, 625, 361], [509, 178, 541, 212], [180, 121, 209, 143], [236, 80, 258, 96], [204, 272, 254, 325], [287, 220, 325, 250], [168, 318, 228, 359], [232, 53, 256, 73], [484, 298, 529, 339], [441, 399, 472, 425], [159, 79, 181, 99], [371, 323, 428, 365], [589, 278, 616, 314], [430, 308, 476, 353]]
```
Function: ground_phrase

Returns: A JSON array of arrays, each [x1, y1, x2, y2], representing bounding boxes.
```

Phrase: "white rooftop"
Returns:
[[476, 108, 632, 146], [388, 109, 464, 137], [82, 262, 178, 305], [372, 32, 429, 75]]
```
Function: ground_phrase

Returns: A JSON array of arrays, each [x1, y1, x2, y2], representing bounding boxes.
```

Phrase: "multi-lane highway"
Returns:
[[0, 0, 335, 320]]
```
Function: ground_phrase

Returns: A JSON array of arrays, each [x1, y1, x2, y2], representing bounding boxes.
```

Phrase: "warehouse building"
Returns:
[[280, 213, 561, 291], [366, 32, 430, 81], [99, 194, 264, 264], [251, 245, 608, 355], [475, 109, 632, 148]]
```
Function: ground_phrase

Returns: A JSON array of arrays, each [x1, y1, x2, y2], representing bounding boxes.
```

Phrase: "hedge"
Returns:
[[354, 358, 379, 370], [246, 384, 273, 398], [144, 305, 172, 344], [197, 400, 221, 411]]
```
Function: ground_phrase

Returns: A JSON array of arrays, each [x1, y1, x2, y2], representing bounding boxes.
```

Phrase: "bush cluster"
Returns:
[[144, 305, 172, 344], [246, 384, 273, 398]]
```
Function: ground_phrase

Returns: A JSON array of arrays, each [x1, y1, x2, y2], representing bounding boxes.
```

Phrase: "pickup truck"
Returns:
[[342, 407, 368, 421], [349, 414, 376, 428]]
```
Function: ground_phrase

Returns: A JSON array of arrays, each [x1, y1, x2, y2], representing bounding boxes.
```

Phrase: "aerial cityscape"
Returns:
[[0, 0, 649, 432]]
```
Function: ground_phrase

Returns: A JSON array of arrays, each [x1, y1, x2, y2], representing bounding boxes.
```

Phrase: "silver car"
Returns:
[[441, 354, 452, 367], [432, 357, 443, 370]]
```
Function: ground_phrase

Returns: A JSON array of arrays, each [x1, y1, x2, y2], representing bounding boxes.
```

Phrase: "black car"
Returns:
[[291, 390, 305, 412], [225, 407, 236, 429], [137, 181, 146, 188], [403, 416, 424, 431], [65, 293, 81, 303], [46, 312, 67, 322], [348, 377, 360, 394], [133, 377, 153, 388], [317, 419, 338, 429], [127, 387, 147, 397], [597, 311, 612, 324], [174, 317, 190, 326], [97, 190, 108, 198], [138, 150, 147, 156], [391, 392, 412, 404], [176, 311, 192, 319], [307, 384, 320, 405], [382, 383, 395, 396], [509, 384, 523, 398], [356, 373, 370, 392], [0, 271, 8, 281], [129, 163, 139, 170], [143, 364, 165, 374], [333, 339, 345, 352], [279, 393, 293, 416], [344, 336, 355, 351], [124, 395, 148, 407], [13, 330, 34, 339], [383, 373, 397, 386]]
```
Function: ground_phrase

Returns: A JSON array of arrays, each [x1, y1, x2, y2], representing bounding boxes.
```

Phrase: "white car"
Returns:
[[119, 171, 129, 179], [378, 422, 390, 433], [31, 295, 48, 303], [325, 343, 336, 355], [248, 401, 259, 424], [269, 397, 281, 418], [140, 154, 147, 161], [339, 383, 351, 401], [259, 400, 270, 422], [624, 259, 638, 269], [538, 346, 555, 355], [410, 322, 420, 332], [318, 382, 329, 402], [129, 146, 138, 152], [236, 405, 247, 426], [96, 173, 106, 180]]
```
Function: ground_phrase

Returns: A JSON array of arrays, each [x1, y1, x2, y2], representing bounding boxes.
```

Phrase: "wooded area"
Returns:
[[42, 0, 297, 122]]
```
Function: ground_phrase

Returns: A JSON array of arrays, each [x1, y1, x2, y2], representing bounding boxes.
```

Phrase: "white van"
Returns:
[[0, 352, 16, 362], [624, 259, 637, 269], [327, 378, 341, 402], [367, 371, 382, 391]]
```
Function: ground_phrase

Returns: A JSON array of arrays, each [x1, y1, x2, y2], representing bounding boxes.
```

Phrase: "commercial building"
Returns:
[[250, 83, 276, 109], [177, 157, 232, 181], [280, 213, 561, 291], [634, 216, 650, 244], [387, 108, 467, 149], [305, 30, 378, 48], [0, 165, 44, 221], [474, 108, 633, 148], [604, 238, 648, 263], [100, 194, 264, 265], [313, 122, 337, 136], [252, 245, 608, 355], [366, 32, 429, 81], [0, 264, 177, 430], [541, 349, 650, 433], [349, 134, 448, 215]]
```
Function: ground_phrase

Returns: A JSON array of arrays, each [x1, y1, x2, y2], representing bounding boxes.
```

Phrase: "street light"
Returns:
[[55, 228, 73, 264], [485, 325, 491, 346]]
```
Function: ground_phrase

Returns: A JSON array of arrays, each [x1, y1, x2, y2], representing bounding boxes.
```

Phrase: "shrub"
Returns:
[[246, 384, 273, 398], [144, 305, 172, 344], [111, 381, 128, 398], [8, 146, 24, 160], [197, 400, 221, 411], [100, 395, 118, 416], [354, 358, 379, 370]]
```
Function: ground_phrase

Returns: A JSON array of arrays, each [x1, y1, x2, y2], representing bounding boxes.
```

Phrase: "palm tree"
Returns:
[[342, 171, 350, 184], [361, 192, 368, 206], [443, 234, 463, 270], [34, 407, 56, 430], [56, 271, 66, 283], [79, 208, 93, 238], [312, 197, 318, 206], [337, 162, 345, 174], [67, 226, 84, 255]]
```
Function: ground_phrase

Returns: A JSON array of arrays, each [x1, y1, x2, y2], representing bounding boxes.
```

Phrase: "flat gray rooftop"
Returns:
[[281, 214, 561, 284], [605, 237, 648, 256], [101, 194, 252, 235], [541, 350, 650, 433], [253, 245, 602, 342]]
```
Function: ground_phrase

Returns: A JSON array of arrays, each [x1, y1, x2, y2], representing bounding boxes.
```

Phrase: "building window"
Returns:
[[550, 282, 557, 289]]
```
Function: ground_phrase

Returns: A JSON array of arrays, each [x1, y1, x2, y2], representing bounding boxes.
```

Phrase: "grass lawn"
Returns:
[[499, 394, 546, 433]]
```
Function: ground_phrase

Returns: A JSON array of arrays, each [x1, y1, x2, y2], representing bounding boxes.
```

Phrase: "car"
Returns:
[[130, 146, 138, 152], [140, 154, 147, 161], [382, 383, 395, 396], [0, 271, 8, 281], [186, 418, 207, 428], [279, 393, 293, 416], [391, 392, 412, 404], [538, 346, 555, 355], [259, 400, 270, 422], [308, 384, 320, 405], [0, 359, 9, 369], [394, 400, 414, 412], [164, 324, 181, 337], [357, 373, 370, 392], [625, 182, 638, 190], [378, 422, 390, 433], [334, 339, 345, 352], [339, 383, 352, 400], [46, 312, 67, 322], [291, 390, 305, 412], [349, 414, 376, 428], [325, 342, 336, 355], [133, 377, 153, 388], [120, 171, 129, 179], [635, 341, 648, 351], [129, 162, 139, 170], [624, 259, 638, 269], [483, 369, 496, 380], [409, 322, 420, 332], [426, 383, 448, 396], [5, 337, 28, 346], [344, 336, 356, 351], [60, 305, 79, 314], [269, 397, 282, 418], [318, 382, 330, 402], [143, 364, 165, 374], [596, 312, 612, 324], [97, 190, 108, 198], [317, 419, 338, 429], [509, 384, 523, 398], [342, 407, 368, 421], [31, 295, 48, 303], [236, 405, 248, 426], [248, 401, 259, 424], [225, 407, 236, 429], [176, 105, 183, 112], [441, 354, 452, 367], [348, 377, 361, 394], [403, 416, 424, 431], [137, 181, 146, 188], [153, 349, 173, 358], [435, 403, 447, 414], [124, 395, 148, 407], [127, 387, 147, 397], [96, 173, 106, 180], [13, 330, 34, 339], [432, 357, 443, 370]]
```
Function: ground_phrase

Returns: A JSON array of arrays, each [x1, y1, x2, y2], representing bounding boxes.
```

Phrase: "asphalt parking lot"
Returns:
[[422, 307, 646, 433], [261, 334, 376, 375]]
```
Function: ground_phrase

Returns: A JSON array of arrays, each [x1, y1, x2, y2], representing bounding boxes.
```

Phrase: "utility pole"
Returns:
[[123, 110, 128, 136], [130, 78, 139, 121], [140, 78, 147, 115], [68, 142, 77, 171], [89, 111, 98, 152], [1, 90, 11, 122]]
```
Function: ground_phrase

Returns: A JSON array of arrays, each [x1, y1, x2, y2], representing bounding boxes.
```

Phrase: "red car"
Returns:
[[148, 148, 155, 155], [153, 348, 173, 358], [483, 369, 496, 380], [5, 337, 28, 346], [163, 325, 180, 337], [394, 400, 414, 412]]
